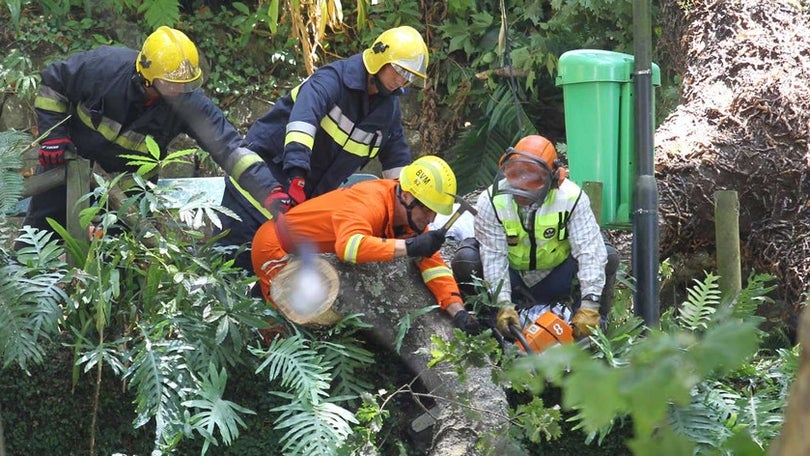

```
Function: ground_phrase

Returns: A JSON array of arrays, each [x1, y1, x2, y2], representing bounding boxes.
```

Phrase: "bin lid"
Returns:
[[555, 49, 661, 86]]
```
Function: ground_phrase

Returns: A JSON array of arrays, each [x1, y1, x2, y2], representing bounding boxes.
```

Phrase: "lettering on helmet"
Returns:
[[139, 54, 152, 69], [543, 227, 556, 239], [414, 168, 432, 186], [372, 42, 389, 54]]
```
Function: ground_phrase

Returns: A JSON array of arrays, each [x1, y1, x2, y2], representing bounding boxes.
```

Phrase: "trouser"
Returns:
[[15, 171, 67, 251], [251, 218, 290, 303], [214, 177, 269, 273], [509, 242, 620, 318]]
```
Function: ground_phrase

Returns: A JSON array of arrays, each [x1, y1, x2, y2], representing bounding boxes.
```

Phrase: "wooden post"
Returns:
[[714, 190, 741, 297], [64, 149, 91, 247], [21, 167, 66, 198], [582, 181, 603, 225]]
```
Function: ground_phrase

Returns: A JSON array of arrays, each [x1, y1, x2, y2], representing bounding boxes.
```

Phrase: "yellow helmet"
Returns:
[[362, 26, 429, 86], [399, 155, 456, 215], [136, 26, 203, 94]]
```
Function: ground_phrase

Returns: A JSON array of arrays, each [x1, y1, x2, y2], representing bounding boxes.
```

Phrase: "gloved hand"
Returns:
[[452, 309, 482, 336], [288, 176, 306, 206], [404, 229, 447, 257], [496, 306, 521, 338], [263, 186, 292, 217], [38, 138, 74, 168], [572, 299, 601, 338]]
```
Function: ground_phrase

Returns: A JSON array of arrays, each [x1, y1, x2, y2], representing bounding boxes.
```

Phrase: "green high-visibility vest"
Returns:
[[489, 179, 582, 271]]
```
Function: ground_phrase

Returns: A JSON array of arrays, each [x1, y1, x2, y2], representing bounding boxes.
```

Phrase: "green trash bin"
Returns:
[[555, 49, 660, 229]]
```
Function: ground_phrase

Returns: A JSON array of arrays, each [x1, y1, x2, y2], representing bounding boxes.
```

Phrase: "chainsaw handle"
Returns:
[[509, 324, 534, 354]]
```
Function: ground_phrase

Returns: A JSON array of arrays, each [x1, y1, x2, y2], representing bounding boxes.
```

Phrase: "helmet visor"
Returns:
[[496, 152, 553, 204], [153, 77, 203, 96], [392, 62, 426, 88]]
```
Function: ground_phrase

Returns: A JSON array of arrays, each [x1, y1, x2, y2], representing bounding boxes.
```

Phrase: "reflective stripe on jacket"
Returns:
[[243, 53, 412, 199], [489, 179, 583, 271], [251, 179, 462, 311], [33, 45, 273, 202]]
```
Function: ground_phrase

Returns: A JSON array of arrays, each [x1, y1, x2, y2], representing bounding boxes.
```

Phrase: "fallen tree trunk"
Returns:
[[323, 245, 510, 455], [655, 0, 810, 316]]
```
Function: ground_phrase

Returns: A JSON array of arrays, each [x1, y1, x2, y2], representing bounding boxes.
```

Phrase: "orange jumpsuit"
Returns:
[[251, 179, 462, 312]]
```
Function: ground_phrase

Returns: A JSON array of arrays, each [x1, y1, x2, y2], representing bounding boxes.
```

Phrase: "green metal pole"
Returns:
[[632, 0, 660, 326]]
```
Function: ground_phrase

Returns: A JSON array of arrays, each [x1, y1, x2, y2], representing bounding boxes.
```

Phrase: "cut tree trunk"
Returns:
[[654, 0, 810, 318], [322, 242, 510, 455]]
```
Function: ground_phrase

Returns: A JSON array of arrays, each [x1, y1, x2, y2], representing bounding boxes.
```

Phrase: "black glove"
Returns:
[[405, 229, 447, 257], [452, 309, 482, 336], [38, 138, 74, 168]]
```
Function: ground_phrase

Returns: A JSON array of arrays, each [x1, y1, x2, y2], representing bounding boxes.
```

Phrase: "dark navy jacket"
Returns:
[[242, 53, 412, 198], [34, 45, 273, 200]]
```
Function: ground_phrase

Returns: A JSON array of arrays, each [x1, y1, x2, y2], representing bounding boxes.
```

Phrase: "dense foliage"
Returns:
[[3, 2, 793, 455], [1, 0, 680, 192]]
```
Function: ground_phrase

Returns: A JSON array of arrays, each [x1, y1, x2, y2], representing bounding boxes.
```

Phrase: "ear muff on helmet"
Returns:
[[494, 135, 567, 204], [451, 237, 482, 297]]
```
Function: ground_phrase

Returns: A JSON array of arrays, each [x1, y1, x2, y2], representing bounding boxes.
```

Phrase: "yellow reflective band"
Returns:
[[319, 112, 379, 158], [228, 175, 274, 220], [284, 130, 315, 149], [76, 104, 148, 153], [320, 115, 349, 146], [230, 154, 263, 182], [290, 83, 303, 101], [343, 138, 379, 158], [421, 265, 453, 283], [34, 96, 68, 113], [343, 234, 364, 263]]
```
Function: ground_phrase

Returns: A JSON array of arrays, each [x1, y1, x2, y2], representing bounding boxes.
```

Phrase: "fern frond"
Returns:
[[254, 335, 332, 404], [0, 130, 27, 214], [271, 397, 357, 455], [677, 273, 721, 331], [138, 0, 180, 29], [732, 273, 776, 320], [126, 335, 195, 448], [0, 243, 68, 371], [319, 338, 375, 398], [183, 363, 256, 454]]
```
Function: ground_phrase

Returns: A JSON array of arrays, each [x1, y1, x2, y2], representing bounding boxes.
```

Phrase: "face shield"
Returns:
[[392, 60, 426, 88], [152, 77, 203, 96], [151, 59, 203, 97], [492, 148, 554, 206]]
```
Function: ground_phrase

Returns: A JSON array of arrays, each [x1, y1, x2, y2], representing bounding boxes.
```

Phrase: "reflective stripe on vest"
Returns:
[[491, 180, 581, 271]]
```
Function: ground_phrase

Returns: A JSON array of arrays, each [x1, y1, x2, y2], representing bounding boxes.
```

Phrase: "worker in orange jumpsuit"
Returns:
[[251, 155, 482, 334]]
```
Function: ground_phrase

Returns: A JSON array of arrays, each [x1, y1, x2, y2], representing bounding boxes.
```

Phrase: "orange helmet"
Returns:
[[495, 135, 567, 204]]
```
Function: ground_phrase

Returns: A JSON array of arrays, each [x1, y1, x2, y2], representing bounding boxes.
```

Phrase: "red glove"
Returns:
[[38, 138, 74, 168], [263, 186, 292, 217], [288, 176, 306, 206]]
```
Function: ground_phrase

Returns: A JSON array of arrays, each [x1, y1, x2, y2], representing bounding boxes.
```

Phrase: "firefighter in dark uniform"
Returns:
[[19, 26, 279, 245], [216, 26, 430, 271]]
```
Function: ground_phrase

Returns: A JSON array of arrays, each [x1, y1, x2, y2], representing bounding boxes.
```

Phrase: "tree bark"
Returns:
[[323, 245, 510, 455], [769, 297, 810, 456], [654, 0, 810, 314]]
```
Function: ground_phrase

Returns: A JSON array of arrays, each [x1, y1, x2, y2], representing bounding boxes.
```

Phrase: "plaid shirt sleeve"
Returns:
[[474, 190, 514, 304], [567, 190, 608, 297]]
